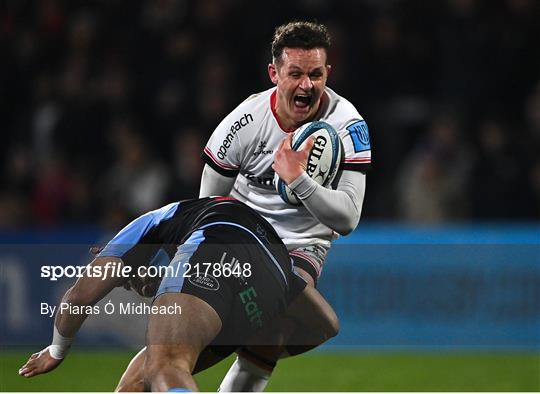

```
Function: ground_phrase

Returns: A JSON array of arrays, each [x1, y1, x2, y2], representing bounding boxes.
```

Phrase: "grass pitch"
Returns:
[[1, 349, 539, 391]]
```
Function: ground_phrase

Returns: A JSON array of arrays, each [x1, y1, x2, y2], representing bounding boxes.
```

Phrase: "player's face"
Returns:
[[269, 47, 331, 129]]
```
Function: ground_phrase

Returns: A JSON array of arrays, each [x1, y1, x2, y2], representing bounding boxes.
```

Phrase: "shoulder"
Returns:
[[240, 87, 274, 106], [321, 87, 365, 131], [234, 87, 274, 115], [216, 88, 273, 133], [321, 87, 372, 171]]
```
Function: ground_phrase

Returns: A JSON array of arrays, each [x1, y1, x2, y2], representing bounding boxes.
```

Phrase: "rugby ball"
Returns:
[[274, 121, 343, 205]]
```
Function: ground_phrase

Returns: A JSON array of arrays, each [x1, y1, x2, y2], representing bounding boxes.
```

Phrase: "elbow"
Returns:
[[325, 310, 340, 339], [334, 213, 360, 236], [333, 191, 363, 236], [336, 227, 353, 237]]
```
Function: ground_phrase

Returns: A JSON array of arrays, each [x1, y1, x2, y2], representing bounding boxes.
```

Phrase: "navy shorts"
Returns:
[[155, 222, 304, 345]]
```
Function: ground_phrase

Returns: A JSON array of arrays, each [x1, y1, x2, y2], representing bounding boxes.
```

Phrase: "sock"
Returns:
[[218, 354, 274, 392]]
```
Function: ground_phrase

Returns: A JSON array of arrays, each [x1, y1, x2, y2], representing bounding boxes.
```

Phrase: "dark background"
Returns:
[[2, 0, 540, 229]]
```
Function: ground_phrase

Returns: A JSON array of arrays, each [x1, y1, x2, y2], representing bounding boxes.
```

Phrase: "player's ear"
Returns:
[[268, 63, 278, 85], [326, 64, 332, 76]]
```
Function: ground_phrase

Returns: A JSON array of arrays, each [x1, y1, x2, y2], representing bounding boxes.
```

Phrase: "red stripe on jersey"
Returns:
[[213, 196, 236, 201], [270, 90, 330, 134], [344, 157, 371, 163], [270, 91, 296, 133], [203, 147, 239, 170]]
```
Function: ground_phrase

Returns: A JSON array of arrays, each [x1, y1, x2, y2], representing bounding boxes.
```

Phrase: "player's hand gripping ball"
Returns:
[[274, 121, 343, 205]]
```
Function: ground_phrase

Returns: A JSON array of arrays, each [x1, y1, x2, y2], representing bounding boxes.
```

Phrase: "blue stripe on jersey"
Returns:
[[148, 247, 171, 268], [99, 202, 180, 258], [197, 221, 288, 285], [156, 230, 205, 297]]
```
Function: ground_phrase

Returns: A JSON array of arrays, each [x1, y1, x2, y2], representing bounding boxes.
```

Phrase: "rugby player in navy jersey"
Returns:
[[19, 197, 337, 392]]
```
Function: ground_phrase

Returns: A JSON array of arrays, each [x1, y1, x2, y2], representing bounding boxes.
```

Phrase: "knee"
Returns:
[[144, 352, 192, 387], [143, 357, 163, 386], [324, 309, 340, 339], [315, 298, 339, 339], [115, 378, 144, 392]]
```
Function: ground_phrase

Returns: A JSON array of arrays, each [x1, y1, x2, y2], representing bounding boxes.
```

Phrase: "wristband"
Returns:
[[48, 325, 73, 360]]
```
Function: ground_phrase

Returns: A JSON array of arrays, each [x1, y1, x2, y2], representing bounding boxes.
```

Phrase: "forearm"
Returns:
[[18, 257, 128, 378], [289, 170, 366, 235], [199, 164, 236, 197], [54, 286, 93, 338], [49, 286, 89, 359], [51, 257, 125, 357]]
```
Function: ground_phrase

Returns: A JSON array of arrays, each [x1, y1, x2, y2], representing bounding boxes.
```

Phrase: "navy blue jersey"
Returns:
[[99, 197, 293, 288]]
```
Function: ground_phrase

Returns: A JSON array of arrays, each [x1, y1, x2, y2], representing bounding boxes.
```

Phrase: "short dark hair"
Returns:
[[271, 21, 331, 64]]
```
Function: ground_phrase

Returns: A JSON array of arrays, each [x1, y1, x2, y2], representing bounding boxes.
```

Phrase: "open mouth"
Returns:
[[294, 94, 312, 109]]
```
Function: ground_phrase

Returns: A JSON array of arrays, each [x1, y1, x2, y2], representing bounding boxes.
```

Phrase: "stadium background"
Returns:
[[1, 0, 539, 391]]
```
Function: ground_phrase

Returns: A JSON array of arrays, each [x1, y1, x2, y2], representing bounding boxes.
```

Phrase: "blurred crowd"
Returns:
[[2, 0, 539, 229]]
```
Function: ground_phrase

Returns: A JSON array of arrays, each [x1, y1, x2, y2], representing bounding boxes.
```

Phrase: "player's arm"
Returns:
[[200, 103, 254, 196], [289, 170, 365, 235], [199, 164, 237, 197], [19, 257, 126, 378], [272, 134, 365, 235]]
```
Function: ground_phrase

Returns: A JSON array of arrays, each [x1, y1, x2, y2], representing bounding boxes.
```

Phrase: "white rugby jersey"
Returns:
[[202, 86, 372, 251]]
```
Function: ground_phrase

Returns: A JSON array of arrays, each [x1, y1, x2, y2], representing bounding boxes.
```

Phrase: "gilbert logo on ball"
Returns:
[[274, 121, 343, 205]]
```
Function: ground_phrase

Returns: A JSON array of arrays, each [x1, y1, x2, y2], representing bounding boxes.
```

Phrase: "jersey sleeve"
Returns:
[[339, 118, 372, 172], [98, 203, 180, 267], [202, 107, 252, 177]]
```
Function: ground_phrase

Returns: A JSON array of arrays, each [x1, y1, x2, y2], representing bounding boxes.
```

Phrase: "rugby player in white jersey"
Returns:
[[200, 21, 372, 391]]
